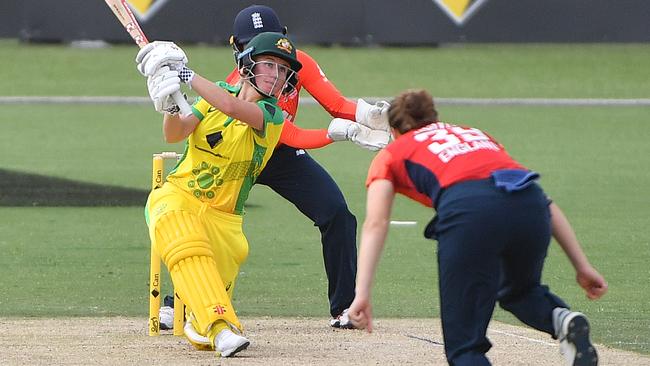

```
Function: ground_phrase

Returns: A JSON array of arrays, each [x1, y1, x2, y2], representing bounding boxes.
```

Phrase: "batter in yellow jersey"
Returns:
[[146, 81, 283, 338], [139, 32, 302, 357]]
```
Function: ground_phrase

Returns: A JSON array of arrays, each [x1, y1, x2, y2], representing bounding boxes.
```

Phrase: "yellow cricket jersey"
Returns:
[[166, 82, 284, 215]]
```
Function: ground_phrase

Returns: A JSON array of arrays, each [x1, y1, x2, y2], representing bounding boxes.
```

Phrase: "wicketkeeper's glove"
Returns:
[[355, 99, 391, 132], [328, 118, 391, 151]]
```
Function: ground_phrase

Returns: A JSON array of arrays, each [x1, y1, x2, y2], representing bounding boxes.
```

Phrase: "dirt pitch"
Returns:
[[1, 317, 649, 365]]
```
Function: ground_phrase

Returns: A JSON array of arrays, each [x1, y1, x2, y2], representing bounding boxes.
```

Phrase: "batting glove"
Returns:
[[136, 41, 188, 77], [147, 66, 181, 114]]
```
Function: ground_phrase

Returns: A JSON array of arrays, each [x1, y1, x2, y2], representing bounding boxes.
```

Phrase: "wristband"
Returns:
[[178, 66, 195, 84]]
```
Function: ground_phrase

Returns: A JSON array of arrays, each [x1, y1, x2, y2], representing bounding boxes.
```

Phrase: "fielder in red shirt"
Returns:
[[349, 89, 608, 366]]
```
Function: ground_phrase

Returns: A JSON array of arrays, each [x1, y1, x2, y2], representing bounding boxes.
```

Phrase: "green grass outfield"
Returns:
[[0, 40, 649, 354]]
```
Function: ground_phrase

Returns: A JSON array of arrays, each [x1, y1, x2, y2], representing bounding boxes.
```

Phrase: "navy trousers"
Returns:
[[429, 179, 568, 365], [256, 145, 357, 317]]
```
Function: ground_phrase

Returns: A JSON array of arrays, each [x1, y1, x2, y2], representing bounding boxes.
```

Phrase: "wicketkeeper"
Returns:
[[225, 4, 391, 329]]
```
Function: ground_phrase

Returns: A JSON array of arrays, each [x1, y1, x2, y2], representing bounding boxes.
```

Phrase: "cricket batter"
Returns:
[[139, 32, 302, 357]]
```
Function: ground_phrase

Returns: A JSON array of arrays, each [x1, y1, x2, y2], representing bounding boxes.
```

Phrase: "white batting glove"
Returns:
[[328, 118, 361, 141], [355, 99, 390, 132], [147, 66, 181, 114], [136, 41, 188, 77], [350, 124, 391, 151]]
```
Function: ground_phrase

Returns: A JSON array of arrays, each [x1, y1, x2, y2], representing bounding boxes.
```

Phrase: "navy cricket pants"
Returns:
[[429, 179, 568, 366], [255, 145, 357, 317]]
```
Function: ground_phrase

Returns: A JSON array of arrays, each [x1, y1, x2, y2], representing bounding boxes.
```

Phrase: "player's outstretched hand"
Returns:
[[136, 41, 188, 77], [576, 265, 608, 300], [355, 99, 390, 132], [348, 296, 373, 333], [147, 66, 181, 114]]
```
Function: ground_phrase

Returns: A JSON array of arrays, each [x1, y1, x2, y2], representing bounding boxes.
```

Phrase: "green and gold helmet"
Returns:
[[237, 32, 302, 98]]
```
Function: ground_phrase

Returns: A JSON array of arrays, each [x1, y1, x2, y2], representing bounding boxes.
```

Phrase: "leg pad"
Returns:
[[153, 211, 242, 334]]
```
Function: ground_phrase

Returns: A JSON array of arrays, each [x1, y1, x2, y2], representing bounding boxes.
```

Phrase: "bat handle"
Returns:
[[172, 91, 192, 116]]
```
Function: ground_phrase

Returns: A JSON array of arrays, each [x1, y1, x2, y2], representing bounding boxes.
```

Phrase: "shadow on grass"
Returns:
[[0, 169, 148, 206]]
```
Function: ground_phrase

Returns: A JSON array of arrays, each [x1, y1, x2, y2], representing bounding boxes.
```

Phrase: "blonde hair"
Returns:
[[388, 89, 438, 134]]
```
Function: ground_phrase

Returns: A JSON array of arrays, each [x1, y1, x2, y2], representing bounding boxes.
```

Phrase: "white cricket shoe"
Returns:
[[329, 309, 356, 329], [552, 308, 598, 366], [159, 306, 174, 330], [214, 328, 250, 357]]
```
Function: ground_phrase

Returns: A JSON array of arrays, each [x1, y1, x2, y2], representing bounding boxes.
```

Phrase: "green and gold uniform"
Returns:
[[146, 82, 284, 337]]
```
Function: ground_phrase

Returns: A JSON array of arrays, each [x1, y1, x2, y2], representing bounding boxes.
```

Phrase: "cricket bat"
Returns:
[[104, 0, 191, 116]]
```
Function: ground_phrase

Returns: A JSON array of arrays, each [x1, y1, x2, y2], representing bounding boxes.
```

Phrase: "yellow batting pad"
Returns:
[[153, 210, 242, 334], [171, 256, 241, 333]]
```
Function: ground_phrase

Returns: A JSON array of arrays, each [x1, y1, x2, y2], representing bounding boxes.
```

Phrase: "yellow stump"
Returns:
[[149, 153, 186, 337], [173, 293, 185, 336]]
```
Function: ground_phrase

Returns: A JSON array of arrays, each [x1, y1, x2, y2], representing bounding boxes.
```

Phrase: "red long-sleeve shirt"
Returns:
[[226, 49, 357, 149], [367, 122, 524, 208]]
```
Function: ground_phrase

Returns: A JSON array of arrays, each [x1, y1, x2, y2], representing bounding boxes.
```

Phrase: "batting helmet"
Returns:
[[237, 32, 302, 98]]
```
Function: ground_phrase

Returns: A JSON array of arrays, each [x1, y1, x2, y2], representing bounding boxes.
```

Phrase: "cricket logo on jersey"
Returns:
[[126, 0, 170, 22], [186, 142, 268, 199], [413, 122, 500, 163], [187, 161, 223, 199], [431, 0, 488, 26]]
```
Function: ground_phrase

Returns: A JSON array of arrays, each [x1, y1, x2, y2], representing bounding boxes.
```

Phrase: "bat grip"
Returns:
[[172, 91, 192, 116]]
